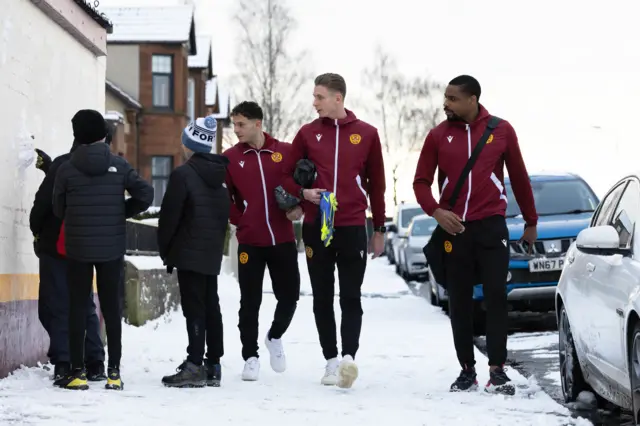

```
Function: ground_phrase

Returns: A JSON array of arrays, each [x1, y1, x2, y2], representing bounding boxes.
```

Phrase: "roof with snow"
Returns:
[[105, 80, 142, 110], [188, 35, 213, 77], [101, 6, 196, 54]]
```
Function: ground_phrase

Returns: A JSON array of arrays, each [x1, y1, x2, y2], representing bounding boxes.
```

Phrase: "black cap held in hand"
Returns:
[[71, 109, 107, 144]]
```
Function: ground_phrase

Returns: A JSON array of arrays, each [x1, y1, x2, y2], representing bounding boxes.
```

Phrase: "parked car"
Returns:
[[383, 220, 395, 258], [428, 173, 599, 333], [397, 215, 437, 281], [388, 202, 424, 271], [556, 173, 640, 417]]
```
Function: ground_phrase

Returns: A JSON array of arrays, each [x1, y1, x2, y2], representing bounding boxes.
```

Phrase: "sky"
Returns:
[[97, 0, 640, 213]]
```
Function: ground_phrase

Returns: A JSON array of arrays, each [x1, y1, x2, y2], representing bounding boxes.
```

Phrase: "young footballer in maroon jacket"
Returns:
[[281, 73, 386, 389], [414, 75, 538, 395], [223, 101, 302, 382]]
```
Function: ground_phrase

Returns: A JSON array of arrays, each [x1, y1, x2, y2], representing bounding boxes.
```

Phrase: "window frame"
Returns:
[[151, 54, 174, 110], [591, 180, 628, 228], [608, 178, 640, 251]]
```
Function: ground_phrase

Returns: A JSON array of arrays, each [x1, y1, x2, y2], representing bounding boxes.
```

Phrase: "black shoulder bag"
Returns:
[[424, 115, 502, 288]]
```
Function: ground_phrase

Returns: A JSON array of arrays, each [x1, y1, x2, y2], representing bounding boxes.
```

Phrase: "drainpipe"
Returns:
[[135, 111, 143, 172]]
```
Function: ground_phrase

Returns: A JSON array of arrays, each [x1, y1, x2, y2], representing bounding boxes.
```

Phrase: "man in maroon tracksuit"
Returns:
[[414, 75, 537, 395], [223, 101, 301, 382], [281, 73, 386, 389]]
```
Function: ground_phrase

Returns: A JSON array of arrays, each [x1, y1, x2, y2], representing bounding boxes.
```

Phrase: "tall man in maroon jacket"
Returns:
[[223, 101, 301, 382], [414, 75, 538, 395], [281, 73, 386, 389]]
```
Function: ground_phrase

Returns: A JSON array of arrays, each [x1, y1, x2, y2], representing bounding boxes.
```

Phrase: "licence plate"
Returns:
[[529, 257, 565, 272]]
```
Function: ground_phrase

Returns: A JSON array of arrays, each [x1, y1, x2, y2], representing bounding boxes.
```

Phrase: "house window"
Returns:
[[151, 156, 173, 206], [187, 77, 195, 120], [152, 55, 173, 108]]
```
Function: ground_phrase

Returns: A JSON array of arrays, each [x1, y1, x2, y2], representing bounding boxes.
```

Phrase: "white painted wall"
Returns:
[[0, 0, 106, 275]]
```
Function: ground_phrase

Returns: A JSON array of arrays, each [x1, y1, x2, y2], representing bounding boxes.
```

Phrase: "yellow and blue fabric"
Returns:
[[319, 191, 338, 247]]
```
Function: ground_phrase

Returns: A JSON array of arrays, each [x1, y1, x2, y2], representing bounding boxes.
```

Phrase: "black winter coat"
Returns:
[[53, 142, 154, 262], [157, 153, 230, 276], [30, 151, 72, 258]]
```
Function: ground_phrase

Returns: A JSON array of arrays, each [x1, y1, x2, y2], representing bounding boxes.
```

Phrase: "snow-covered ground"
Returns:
[[0, 256, 592, 425]]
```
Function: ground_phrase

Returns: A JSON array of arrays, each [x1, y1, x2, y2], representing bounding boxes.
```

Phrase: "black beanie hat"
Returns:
[[71, 109, 107, 144]]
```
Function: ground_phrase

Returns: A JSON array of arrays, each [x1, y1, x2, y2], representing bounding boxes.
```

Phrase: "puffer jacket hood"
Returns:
[[70, 142, 111, 176], [187, 153, 229, 188]]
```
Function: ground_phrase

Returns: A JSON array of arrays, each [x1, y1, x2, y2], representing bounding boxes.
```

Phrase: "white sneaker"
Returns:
[[320, 357, 339, 386], [337, 355, 358, 389], [264, 335, 286, 373], [242, 357, 260, 381]]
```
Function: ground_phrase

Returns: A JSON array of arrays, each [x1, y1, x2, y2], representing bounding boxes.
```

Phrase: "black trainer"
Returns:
[[450, 367, 478, 392], [105, 367, 123, 390], [485, 366, 515, 395], [86, 361, 107, 381], [54, 368, 89, 390], [162, 361, 207, 388], [53, 363, 70, 382], [205, 360, 221, 387]]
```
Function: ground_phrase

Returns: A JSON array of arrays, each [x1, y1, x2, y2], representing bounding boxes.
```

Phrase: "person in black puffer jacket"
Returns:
[[30, 140, 106, 384], [53, 109, 154, 391], [158, 115, 230, 389]]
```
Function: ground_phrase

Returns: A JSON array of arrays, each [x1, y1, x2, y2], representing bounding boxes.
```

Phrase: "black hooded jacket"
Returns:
[[30, 146, 77, 258], [157, 153, 230, 276], [53, 142, 154, 262]]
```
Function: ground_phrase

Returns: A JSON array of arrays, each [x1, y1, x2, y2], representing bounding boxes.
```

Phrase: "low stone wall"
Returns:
[[123, 256, 180, 326]]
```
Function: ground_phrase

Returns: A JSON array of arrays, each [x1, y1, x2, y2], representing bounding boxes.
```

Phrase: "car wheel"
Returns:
[[559, 305, 589, 402], [628, 322, 640, 422]]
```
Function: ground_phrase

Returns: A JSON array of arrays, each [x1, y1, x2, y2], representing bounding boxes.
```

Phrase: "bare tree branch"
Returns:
[[362, 45, 443, 207], [233, 0, 313, 141]]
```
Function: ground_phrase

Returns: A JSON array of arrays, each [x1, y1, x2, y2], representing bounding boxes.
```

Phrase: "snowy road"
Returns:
[[0, 256, 592, 425]]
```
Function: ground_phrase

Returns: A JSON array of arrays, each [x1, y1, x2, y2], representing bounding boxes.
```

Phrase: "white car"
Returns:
[[397, 215, 437, 281], [556, 173, 640, 418], [388, 202, 425, 271]]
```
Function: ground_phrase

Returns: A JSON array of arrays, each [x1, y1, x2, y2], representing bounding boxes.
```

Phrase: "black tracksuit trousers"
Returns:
[[302, 224, 368, 360], [38, 254, 105, 366], [444, 215, 510, 368], [67, 257, 124, 370], [237, 241, 300, 360], [177, 270, 224, 365]]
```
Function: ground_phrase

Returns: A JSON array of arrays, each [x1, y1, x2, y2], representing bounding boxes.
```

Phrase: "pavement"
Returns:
[[404, 278, 635, 426]]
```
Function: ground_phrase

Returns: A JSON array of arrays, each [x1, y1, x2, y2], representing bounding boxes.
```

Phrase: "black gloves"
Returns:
[[294, 159, 316, 189], [35, 149, 52, 173], [273, 159, 317, 211], [274, 186, 300, 211]]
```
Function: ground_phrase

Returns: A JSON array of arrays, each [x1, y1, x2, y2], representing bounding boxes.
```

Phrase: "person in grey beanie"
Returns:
[[53, 109, 153, 391], [158, 116, 230, 388]]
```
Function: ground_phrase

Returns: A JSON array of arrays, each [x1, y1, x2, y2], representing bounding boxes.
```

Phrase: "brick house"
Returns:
[[102, 5, 215, 206]]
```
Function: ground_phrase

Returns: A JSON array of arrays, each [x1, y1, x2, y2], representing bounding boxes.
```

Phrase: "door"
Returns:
[[567, 180, 626, 362], [588, 179, 640, 386]]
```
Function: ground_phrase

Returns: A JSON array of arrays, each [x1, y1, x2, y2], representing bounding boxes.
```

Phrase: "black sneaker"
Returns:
[[86, 361, 107, 381], [105, 367, 123, 390], [54, 368, 89, 390], [450, 367, 478, 392], [161, 361, 207, 388], [485, 366, 515, 395], [204, 360, 221, 387], [53, 363, 70, 381]]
